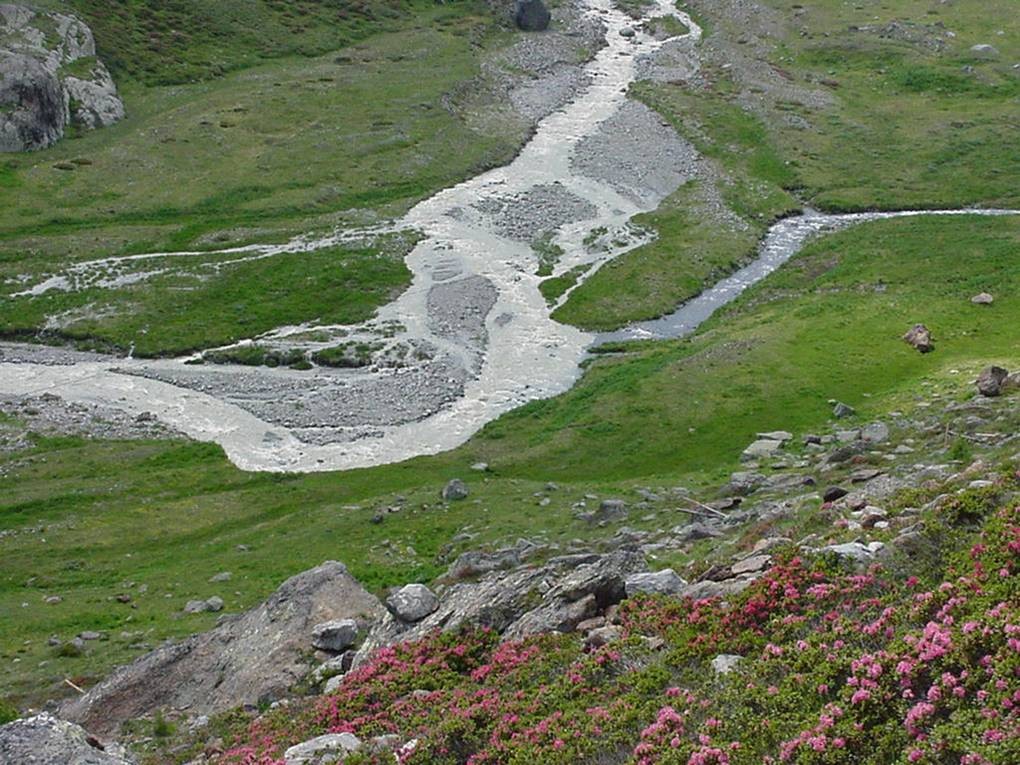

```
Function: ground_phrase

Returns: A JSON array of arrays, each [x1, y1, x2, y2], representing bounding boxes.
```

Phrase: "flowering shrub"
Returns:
[[221, 502, 1020, 765]]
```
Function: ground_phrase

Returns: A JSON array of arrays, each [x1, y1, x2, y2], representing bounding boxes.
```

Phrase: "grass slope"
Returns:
[[556, 0, 1020, 329], [3, 214, 1018, 711], [0, 1, 524, 354]]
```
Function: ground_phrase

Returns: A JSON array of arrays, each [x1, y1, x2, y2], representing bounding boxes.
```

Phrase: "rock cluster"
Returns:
[[0, 4, 124, 152], [0, 713, 134, 764]]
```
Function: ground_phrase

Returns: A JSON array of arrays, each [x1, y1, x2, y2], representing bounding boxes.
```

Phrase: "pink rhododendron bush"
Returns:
[[221, 499, 1019, 765]]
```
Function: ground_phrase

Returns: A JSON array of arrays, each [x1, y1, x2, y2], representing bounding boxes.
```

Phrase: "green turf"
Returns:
[[3, 214, 1018, 710], [554, 0, 1019, 330]]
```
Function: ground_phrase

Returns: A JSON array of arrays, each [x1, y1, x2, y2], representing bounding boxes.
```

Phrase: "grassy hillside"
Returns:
[[3, 213, 1018, 711], [0, 0, 526, 355], [556, 0, 1020, 329]]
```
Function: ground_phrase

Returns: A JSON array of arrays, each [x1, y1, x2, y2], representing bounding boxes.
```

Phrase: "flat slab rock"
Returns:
[[60, 561, 386, 737], [0, 713, 135, 764]]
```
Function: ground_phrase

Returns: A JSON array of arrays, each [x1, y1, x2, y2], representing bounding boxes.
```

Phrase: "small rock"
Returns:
[[711, 654, 744, 675], [741, 439, 783, 462], [850, 468, 884, 484], [209, 572, 232, 583], [586, 625, 624, 647], [861, 422, 890, 443], [620, 26, 636, 38], [310, 620, 359, 652], [624, 569, 687, 597], [470, 462, 489, 472], [731, 554, 772, 576], [757, 430, 793, 442], [971, 292, 994, 305], [725, 471, 767, 496], [44, 595, 62, 605], [184, 600, 209, 614], [903, 324, 935, 353], [441, 479, 469, 501], [832, 401, 855, 419], [823, 486, 848, 502], [205, 596, 224, 613], [976, 366, 1009, 397], [78, 631, 102, 641], [284, 733, 361, 765], [386, 584, 439, 623], [969, 43, 1000, 60]]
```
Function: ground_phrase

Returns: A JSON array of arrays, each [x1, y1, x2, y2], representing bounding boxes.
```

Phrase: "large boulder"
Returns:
[[514, 0, 551, 32], [0, 713, 134, 764], [60, 561, 386, 737], [0, 4, 124, 152]]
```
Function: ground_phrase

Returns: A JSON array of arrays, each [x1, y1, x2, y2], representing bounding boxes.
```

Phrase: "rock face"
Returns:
[[0, 713, 135, 764], [60, 561, 386, 737], [514, 0, 551, 32], [902, 324, 934, 354], [358, 551, 647, 660], [0, 4, 124, 152]]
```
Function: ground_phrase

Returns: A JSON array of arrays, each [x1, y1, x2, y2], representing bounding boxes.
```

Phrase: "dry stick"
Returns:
[[681, 496, 728, 519], [64, 678, 85, 694]]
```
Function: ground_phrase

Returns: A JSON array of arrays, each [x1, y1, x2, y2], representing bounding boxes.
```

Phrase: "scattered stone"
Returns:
[[903, 324, 935, 353], [209, 572, 232, 583], [470, 462, 489, 472], [969, 44, 1000, 60], [586, 625, 624, 647], [1002, 372, 1020, 394], [757, 431, 793, 442], [514, 0, 551, 32], [78, 631, 102, 641], [44, 595, 62, 605], [975, 366, 1009, 397], [284, 733, 361, 765], [823, 486, 849, 503], [620, 26, 636, 38], [731, 555, 772, 576], [311, 620, 359, 653], [624, 569, 687, 597], [850, 468, 884, 484], [861, 422, 890, 443], [832, 401, 855, 419], [711, 654, 744, 675], [183, 600, 209, 614], [205, 596, 224, 613], [816, 541, 885, 563], [725, 471, 767, 496], [672, 522, 723, 543], [0, 713, 134, 764], [386, 584, 439, 623], [971, 292, 994, 305], [741, 439, 783, 462], [441, 479, 469, 501]]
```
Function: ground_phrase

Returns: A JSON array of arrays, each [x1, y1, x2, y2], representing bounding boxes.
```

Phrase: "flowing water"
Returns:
[[1, 2, 1016, 473]]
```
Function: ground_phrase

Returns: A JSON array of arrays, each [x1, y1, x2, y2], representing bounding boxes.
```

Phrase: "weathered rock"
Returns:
[[731, 554, 772, 576], [0, 5, 124, 152], [284, 733, 361, 765], [975, 366, 1009, 397], [0, 713, 135, 764], [971, 292, 994, 305], [578, 498, 628, 524], [386, 584, 439, 623], [619, 26, 636, 38], [60, 561, 386, 736], [624, 569, 687, 597], [832, 401, 855, 419], [823, 486, 849, 503], [711, 654, 744, 675], [441, 479, 469, 501], [359, 551, 647, 657], [757, 430, 793, 442], [903, 324, 934, 353], [861, 422, 890, 443], [815, 541, 885, 563], [671, 522, 723, 543], [1002, 372, 1020, 394], [311, 619, 359, 652], [680, 577, 754, 600], [969, 44, 1000, 60], [514, 0, 551, 32], [724, 471, 767, 496], [741, 439, 783, 462]]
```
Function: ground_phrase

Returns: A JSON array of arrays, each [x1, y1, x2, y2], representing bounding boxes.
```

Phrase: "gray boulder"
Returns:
[[60, 561, 386, 736], [514, 0, 551, 32], [441, 478, 469, 501], [0, 4, 124, 152], [311, 619, 359, 652], [724, 471, 766, 496], [741, 439, 783, 462], [969, 44, 1000, 60], [624, 569, 687, 597], [902, 324, 934, 353], [284, 733, 361, 765], [0, 713, 134, 764], [386, 584, 439, 623], [861, 422, 890, 443], [976, 366, 1009, 397], [832, 401, 856, 419]]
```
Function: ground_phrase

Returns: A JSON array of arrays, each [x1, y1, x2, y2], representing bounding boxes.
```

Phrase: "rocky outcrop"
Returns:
[[0, 713, 135, 764], [60, 561, 386, 737], [0, 4, 124, 152], [357, 550, 647, 662]]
